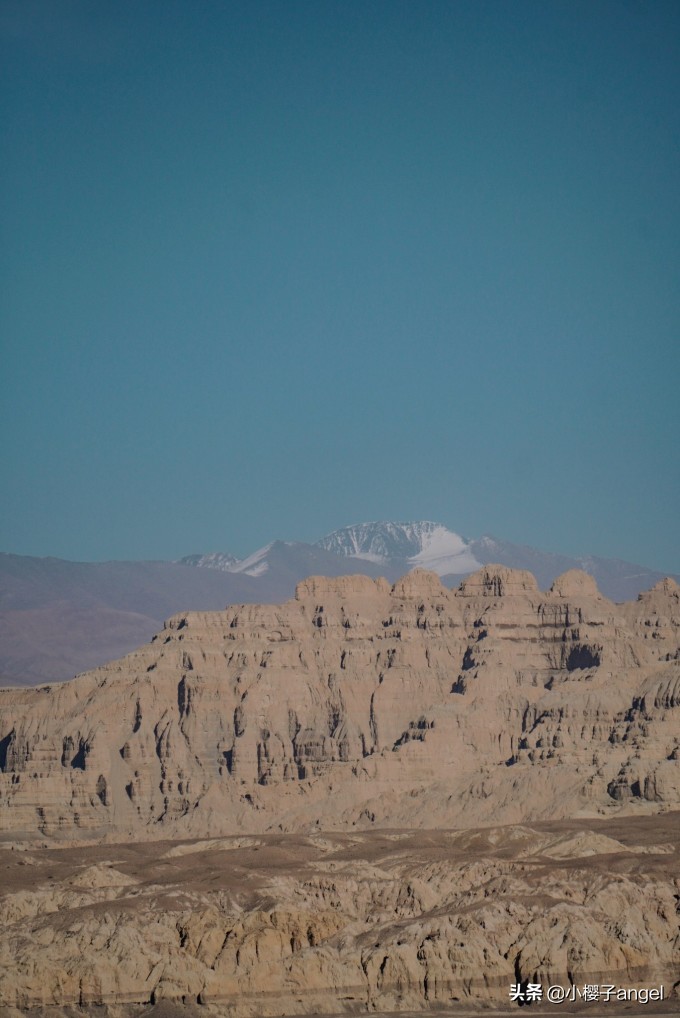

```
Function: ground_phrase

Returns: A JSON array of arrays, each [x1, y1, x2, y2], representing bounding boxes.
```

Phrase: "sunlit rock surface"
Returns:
[[0, 567, 678, 841]]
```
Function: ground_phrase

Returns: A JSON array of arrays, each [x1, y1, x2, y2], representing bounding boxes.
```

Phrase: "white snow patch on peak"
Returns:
[[230, 542, 273, 577], [244, 560, 269, 577], [408, 525, 482, 576]]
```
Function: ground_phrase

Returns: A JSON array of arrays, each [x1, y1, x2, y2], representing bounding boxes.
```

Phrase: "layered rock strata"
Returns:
[[0, 567, 678, 841]]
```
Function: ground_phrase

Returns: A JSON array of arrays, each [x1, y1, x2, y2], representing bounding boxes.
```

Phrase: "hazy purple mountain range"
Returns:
[[2, 522, 677, 687]]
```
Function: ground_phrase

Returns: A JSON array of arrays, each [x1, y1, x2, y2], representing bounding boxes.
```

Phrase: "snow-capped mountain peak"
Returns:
[[228, 542, 274, 578], [315, 521, 482, 577], [177, 544, 276, 578]]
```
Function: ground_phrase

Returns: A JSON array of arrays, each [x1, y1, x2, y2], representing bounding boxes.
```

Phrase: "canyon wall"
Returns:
[[1, 566, 678, 842]]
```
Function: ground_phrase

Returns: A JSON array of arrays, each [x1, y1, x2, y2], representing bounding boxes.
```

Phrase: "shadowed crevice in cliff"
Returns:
[[0, 729, 12, 771]]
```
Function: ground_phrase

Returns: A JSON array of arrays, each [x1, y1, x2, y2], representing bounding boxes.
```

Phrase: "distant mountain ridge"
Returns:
[[178, 521, 484, 579], [2, 521, 678, 687], [179, 520, 677, 600]]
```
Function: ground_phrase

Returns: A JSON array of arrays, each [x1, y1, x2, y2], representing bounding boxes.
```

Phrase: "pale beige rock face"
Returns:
[[0, 567, 679, 1015], [0, 567, 678, 841]]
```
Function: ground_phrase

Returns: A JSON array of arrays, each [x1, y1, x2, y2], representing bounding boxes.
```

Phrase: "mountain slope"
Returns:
[[0, 555, 267, 686]]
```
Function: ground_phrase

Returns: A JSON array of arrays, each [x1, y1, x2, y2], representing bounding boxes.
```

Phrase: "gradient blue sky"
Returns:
[[1, 0, 679, 570]]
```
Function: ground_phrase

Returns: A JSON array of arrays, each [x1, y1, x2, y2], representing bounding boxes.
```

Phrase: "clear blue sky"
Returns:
[[1, 0, 678, 570]]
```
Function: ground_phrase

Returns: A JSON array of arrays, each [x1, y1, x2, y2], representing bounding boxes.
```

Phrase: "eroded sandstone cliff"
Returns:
[[1, 566, 678, 842]]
